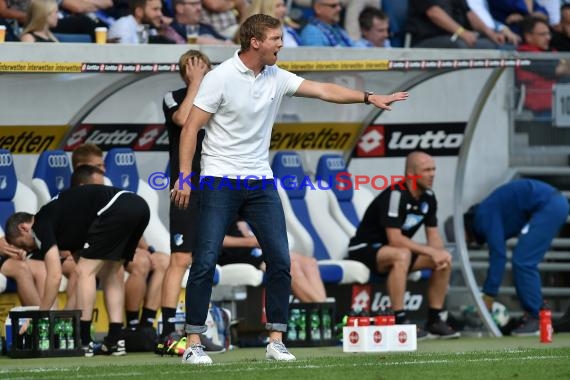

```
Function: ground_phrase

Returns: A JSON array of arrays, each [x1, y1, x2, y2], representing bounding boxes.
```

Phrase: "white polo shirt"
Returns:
[[194, 50, 304, 179]]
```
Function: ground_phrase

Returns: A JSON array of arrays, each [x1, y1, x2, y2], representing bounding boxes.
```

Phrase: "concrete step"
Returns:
[[448, 286, 570, 297], [466, 261, 570, 271], [514, 166, 570, 176], [467, 250, 570, 260]]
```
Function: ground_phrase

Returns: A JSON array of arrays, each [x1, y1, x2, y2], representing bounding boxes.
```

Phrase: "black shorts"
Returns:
[[348, 242, 418, 274], [218, 246, 264, 269], [79, 192, 150, 263], [348, 242, 382, 272], [169, 191, 199, 253]]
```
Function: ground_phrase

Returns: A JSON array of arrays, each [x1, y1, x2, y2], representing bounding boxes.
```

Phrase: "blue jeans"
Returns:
[[185, 177, 291, 334]]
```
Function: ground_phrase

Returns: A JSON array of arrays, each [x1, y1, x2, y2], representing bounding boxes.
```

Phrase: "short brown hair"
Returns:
[[239, 14, 281, 51], [71, 144, 103, 169], [178, 50, 211, 82], [4, 212, 33, 245]]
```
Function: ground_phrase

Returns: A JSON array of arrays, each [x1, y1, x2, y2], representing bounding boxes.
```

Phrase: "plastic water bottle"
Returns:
[[322, 310, 332, 340], [38, 318, 50, 351], [55, 320, 66, 349], [297, 310, 307, 341], [540, 304, 553, 343], [287, 309, 299, 341], [4, 315, 11, 352], [175, 300, 185, 335], [310, 310, 321, 341], [64, 319, 75, 349]]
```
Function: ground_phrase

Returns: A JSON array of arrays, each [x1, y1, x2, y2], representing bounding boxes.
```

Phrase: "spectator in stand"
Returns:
[[407, 0, 505, 49], [551, 4, 570, 51], [0, 0, 28, 35], [0, 17, 18, 41], [516, 16, 570, 115], [355, 6, 391, 48], [20, 0, 59, 42], [170, 0, 229, 44], [108, 0, 176, 44], [293, 0, 378, 41], [488, 0, 549, 35], [51, 0, 114, 41], [466, 0, 521, 46], [243, 0, 302, 47], [72, 144, 169, 331], [300, 0, 354, 47], [0, 230, 44, 306], [201, 0, 248, 39]]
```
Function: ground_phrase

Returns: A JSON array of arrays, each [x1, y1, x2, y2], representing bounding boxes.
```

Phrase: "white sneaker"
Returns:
[[181, 344, 213, 365], [265, 340, 296, 361]]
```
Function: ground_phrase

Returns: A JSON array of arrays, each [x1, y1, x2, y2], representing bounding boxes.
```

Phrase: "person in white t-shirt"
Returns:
[[171, 13, 408, 365]]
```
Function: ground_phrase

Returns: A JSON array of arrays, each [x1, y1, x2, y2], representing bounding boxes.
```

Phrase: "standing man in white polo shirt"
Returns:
[[171, 13, 409, 365]]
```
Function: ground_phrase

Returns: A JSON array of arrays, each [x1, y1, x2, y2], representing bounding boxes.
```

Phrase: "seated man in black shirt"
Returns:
[[4, 184, 150, 356], [408, 0, 501, 49], [348, 151, 459, 339]]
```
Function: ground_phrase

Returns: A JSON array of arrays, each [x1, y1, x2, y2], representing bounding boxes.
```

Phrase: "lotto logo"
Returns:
[[0, 153, 13, 167], [357, 126, 385, 157], [325, 157, 345, 171], [114, 152, 136, 166], [47, 155, 69, 168], [280, 155, 301, 168]]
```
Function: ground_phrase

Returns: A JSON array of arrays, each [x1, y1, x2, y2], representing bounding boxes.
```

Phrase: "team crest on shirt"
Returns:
[[402, 214, 424, 231], [121, 174, 130, 189], [56, 176, 65, 190], [174, 234, 184, 246], [420, 202, 429, 214]]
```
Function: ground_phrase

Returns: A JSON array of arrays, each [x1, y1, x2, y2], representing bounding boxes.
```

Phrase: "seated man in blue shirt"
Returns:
[[300, 0, 354, 46], [458, 179, 569, 335]]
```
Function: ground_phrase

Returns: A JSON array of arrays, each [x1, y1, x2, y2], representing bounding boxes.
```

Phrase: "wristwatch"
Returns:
[[364, 91, 374, 105]]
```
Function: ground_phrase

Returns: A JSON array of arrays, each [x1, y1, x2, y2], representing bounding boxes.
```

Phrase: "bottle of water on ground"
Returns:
[[38, 318, 50, 351], [310, 310, 321, 341], [287, 309, 299, 341]]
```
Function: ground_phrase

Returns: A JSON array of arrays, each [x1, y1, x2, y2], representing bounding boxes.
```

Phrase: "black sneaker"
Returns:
[[401, 319, 429, 340], [511, 315, 539, 336], [83, 341, 95, 357], [83, 341, 104, 357], [101, 339, 126, 356], [200, 334, 226, 354], [426, 320, 461, 339]]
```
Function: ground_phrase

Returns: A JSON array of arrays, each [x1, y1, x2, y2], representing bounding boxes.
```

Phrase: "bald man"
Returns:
[[348, 151, 459, 339]]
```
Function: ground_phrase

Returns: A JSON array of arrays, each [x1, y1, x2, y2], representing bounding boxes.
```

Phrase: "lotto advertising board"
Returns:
[[354, 123, 467, 158]]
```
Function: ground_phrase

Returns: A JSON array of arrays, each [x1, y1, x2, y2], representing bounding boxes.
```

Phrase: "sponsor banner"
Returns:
[[62, 122, 359, 152], [80, 63, 179, 73], [62, 124, 168, 151], [0, 126, 68, 153], [0, 62, 81, 73], [0, 59, 531, 73], [354, 122, 466, 158], [271, 123, 360, 151]]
